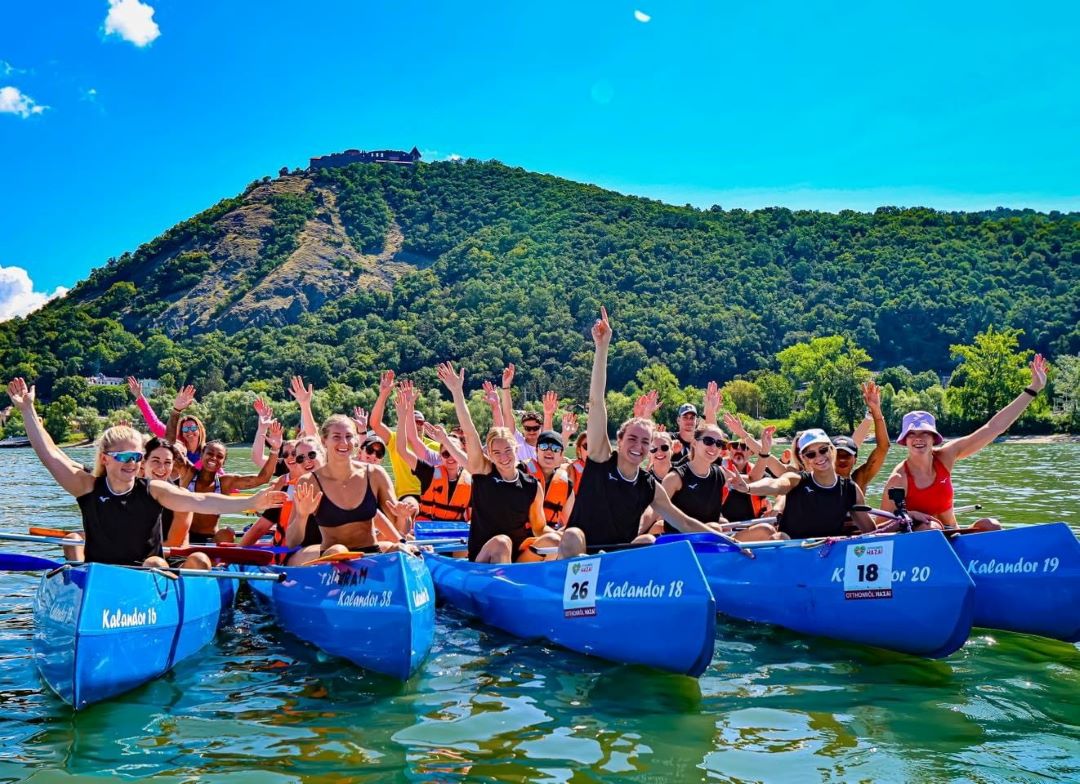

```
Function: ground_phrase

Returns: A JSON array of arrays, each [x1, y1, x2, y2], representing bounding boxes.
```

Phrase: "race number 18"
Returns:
[[563, 557, 601, 618], [843, 541, 894, 600]]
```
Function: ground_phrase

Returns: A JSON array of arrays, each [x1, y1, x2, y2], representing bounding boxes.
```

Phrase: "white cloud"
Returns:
[[104, 0, 161, 47], [634, 10, 651, 23], [446, 153, 462, 161], [0, 86, 48, 118], [0, 266, 68, 321]]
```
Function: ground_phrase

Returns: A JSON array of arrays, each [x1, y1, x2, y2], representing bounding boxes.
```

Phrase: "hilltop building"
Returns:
[[309, 147, 422, 170]]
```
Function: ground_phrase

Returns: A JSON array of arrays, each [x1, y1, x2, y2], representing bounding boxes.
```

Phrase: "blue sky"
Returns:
[[1, 0, 1078, 312]]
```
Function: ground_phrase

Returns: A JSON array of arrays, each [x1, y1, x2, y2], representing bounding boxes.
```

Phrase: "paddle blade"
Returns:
[[29, 526, 74, 538], [0, 552, 64, 571]]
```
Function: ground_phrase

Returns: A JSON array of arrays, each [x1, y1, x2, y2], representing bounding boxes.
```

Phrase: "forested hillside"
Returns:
[[1, 160, 1077, 407]]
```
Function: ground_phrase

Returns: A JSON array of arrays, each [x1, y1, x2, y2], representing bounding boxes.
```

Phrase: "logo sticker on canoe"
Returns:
[[843, 541, 894, 600], [564, 557, 600, 618]]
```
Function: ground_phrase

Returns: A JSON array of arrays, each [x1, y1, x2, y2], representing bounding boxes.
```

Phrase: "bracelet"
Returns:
[[1023, 387, 1038, 397], [758, 452, 769, 458]]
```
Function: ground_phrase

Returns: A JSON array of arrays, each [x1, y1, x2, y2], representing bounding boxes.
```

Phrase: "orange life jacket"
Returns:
[[567, 458, 585, 495], [270, 478, 296, 564], [720, 458, 768, 519], [525, 460, 572, 526], [419, 466, 472, 521]]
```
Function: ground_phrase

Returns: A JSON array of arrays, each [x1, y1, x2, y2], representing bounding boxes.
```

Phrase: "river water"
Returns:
[[0, 443, 1077, 782]]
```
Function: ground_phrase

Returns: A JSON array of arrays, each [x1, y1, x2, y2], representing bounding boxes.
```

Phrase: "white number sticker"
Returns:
[[563, 557, 601, 618], [843, 540, 894, 600]]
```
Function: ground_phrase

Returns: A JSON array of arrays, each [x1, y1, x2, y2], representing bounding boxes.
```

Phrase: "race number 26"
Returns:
[[563, 557, 601, 618]]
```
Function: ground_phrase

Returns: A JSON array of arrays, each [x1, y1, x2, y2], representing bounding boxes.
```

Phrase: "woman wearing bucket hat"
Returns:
[[723, 428, 876, 540], [881, 354, 1048, 530]]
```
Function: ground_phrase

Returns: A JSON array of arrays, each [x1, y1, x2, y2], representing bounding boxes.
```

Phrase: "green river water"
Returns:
[[0, 443, 1077, 782]]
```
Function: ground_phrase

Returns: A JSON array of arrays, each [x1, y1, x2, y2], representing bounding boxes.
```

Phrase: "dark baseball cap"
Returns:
[[537, 430, 563, 448], [832, 436, 858, 456]]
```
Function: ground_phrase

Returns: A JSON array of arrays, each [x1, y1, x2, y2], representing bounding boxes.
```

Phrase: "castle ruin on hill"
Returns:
[[309, 147, 422, 170]]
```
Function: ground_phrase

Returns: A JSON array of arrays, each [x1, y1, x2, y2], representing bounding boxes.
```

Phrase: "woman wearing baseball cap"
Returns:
[[723, 428, 875, 540], [881, 354, 1048, 529]]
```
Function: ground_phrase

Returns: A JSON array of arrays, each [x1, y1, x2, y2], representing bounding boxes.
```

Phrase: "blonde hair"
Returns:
[[485, 426, 516, 455], [178, 415, 207, 451], [93, 425, 143, 477]]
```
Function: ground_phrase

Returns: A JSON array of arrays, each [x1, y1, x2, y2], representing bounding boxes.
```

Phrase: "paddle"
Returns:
[[0, 552, 285, 581], [19, 530, 275, 566], [528, 530, 746, 557]]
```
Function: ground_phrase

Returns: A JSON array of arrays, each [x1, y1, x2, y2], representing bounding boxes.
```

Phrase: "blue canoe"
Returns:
[[666, 530, 975, 658], [424, 540, 717, 677], [413, 519, 469, 541], [33, 563, 236, 710], [950, 522, 1080, 642], [246, 551, 436, 680]]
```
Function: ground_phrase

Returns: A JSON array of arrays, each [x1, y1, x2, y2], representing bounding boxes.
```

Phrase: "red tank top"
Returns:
[[903, 457, 954, 516]]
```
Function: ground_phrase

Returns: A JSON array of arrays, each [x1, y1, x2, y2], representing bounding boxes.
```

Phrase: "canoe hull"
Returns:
[[425, 541, 717, 677], [686, 530, 975, 658], [248, 552, 435, 680], [951, 522, 1080, 642], [33, 564, 233, 710]]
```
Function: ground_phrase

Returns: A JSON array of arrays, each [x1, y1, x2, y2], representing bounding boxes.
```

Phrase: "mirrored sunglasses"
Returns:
[[107, 451, 144, 464], [538, 443, 563, 453]]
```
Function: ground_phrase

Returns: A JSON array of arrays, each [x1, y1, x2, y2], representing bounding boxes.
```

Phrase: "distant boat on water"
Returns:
[[0, 437, 31, 448]]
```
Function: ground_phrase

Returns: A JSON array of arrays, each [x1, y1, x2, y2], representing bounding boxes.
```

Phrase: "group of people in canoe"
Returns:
[[6, 306, 1050, 568]]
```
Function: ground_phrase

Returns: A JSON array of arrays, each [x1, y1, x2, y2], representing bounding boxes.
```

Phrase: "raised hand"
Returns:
[[501, 363, 516, 389], [437, 361, 465, 394], [760, 425, 776, 454], [353, 406, 369, 432], [265, 420, 284, 450], [1029, 354, 1048, 391], [398, 379, 419, 406], [861, 380, 882, 414], [289, 375, 313, 405], [543, 390, 558, 418], [253, 397, 274, 426], [126, 376, 143, 399], [591, 306, 612, 347], [720, 464, 750, 494], [426, 422, 449, 444], [379, 370, 396, 396], [723, 412, 748, 439], [561, 411, 578, 438], [250, 489, 288, 512], [393, 386, 412, 415], [633, 390, 661, 419], [6, 378, 35, 410], [481, 380, 500, 407], [292, 482, 323, 516], [173, 385, 196, 411], [704, 380, 722, 413]]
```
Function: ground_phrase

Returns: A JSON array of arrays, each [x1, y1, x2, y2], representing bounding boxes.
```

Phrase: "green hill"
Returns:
[[2, 159, 1077, 403]]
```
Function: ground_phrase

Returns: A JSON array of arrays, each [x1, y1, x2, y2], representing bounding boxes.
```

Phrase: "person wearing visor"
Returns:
[[881, 353, 1047, 531], [724, 428, 875, 540], [831, 381, 890, 493], [524, 430, 575, 528], [7, 378, 285, 568]]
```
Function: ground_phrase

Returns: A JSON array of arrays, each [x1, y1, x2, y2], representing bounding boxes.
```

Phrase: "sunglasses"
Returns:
[[107, 451, 144, 464], [441, 450, 454, 459], [180, 424, 199, 433], [522, 425, 541, 433], [538, 443, 563, 453], [801, 446, 831, 460], [697, 436, 724, 447], [296, 450, 318, 462], [730, 443, 749, 452], [281, 451, 294, 459], [364, 445, 386, 457], [649, 444, 671, 454]]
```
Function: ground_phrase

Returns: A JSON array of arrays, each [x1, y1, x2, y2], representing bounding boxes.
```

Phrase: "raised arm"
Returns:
[[438, 361, 489, 475], [481, 381, 505, 428], [585, 307, 614, 462], [128, 377, 167, 437], [249, 397, 274, 469], [426, 423, 468, 466], [542, 390, 558, 432], [369, 370, 395, 441], [500, 363, 519, 437], [288, 376, 317, 439], [393, 388, 419, 471], [7, 378, 94, 497], [724, 467, 803, 498], [222, 421, 282, 492], [853, 381, 890, 488], [633, 389, 662, 421], [941, 354, 1048, 464], [702, 381, 722, 427], [723, 412, 764, 454], [560, 411, 578, 448]]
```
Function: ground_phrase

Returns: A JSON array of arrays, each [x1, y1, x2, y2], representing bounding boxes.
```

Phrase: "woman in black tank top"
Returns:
[[660, 424, 730, 534], [438, 362, 559, 563], [286, 414, 416, 566], [7, 378, 286, 568], [723, 429, 876, 540]]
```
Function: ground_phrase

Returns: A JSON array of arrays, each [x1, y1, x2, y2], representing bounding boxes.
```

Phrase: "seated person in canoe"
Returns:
[[240, 435, 325, 561], [8, 378, 285, 570], [522, 430, 575, 529], [437, 360, 561, 563]]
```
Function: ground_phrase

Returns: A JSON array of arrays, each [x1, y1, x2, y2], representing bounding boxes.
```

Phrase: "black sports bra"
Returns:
[[312, 471, 379, 528]]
